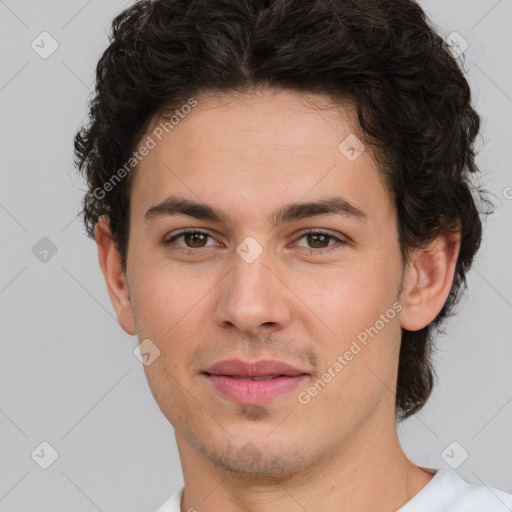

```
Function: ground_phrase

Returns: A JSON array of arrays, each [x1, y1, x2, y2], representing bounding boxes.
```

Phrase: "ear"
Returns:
[[95, 217, 136, 335], [399, 230, 461, 331]]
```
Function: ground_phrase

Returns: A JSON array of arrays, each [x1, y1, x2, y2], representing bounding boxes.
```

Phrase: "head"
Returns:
[[75, 0, 485, 475]]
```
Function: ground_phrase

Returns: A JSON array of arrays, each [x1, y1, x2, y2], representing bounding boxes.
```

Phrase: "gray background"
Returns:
[[1, 1, 511, 511]]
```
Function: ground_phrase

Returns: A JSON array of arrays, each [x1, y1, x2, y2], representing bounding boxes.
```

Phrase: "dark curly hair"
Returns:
[[74, 0, 487, 421]]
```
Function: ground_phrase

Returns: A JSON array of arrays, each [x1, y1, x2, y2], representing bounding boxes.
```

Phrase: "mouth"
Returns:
[[203, 374, 310, 405], [216, 375, 292, 381], [202, 359, 310, 405]]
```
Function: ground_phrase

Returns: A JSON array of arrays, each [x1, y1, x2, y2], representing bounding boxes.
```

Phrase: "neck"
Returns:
[[175, 409, 434, 512]]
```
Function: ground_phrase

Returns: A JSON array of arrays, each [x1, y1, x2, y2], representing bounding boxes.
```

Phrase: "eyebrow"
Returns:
[[144, 195, 368, 226]]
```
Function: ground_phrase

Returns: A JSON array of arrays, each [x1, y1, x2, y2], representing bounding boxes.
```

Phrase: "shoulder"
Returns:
[[154, 486, 184, 512], [400, 467, 512, 512], [155, 473, 512, 512]]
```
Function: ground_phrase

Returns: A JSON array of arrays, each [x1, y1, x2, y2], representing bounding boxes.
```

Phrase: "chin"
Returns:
[[193, 432, 315, 477]]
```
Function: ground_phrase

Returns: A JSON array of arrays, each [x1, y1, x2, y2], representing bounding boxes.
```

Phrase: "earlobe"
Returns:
[[95, 217, 137, 335], [399, 231, 461, 331]]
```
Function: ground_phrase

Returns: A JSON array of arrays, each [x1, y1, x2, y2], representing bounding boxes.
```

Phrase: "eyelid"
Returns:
[[293, 229, 348, 251], [165, 228, 348, 253], [295, 228, 346, 240], [164, 228, 221, 246]]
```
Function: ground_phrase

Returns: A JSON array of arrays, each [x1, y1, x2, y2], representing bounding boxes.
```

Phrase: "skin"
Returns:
[[96, 87, 460, 512]]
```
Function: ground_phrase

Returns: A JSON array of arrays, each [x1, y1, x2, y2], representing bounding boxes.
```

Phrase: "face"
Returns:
[[119, 89, 407, 475]]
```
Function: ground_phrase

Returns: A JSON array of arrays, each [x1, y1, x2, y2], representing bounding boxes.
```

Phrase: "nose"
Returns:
[[214, 245, 292, 337]]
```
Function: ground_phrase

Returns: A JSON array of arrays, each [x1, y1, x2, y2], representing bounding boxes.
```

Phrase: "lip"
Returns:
[[204, 359, 308, 378], [203, 359, 310, 405]]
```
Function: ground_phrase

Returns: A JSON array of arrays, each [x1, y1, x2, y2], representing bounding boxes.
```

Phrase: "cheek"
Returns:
[[301, 314, 402, 429], [293, 256, 402, 394], [128, 256, 203, 337], [142, 359, 196, 431], [128, 261, 210, 375], [295, 257, 400, 333]]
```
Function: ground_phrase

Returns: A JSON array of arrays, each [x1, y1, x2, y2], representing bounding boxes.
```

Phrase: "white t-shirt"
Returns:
[[155, 467, 512, 512]]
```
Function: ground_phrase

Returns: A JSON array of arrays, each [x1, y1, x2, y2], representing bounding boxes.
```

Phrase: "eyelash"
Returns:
[[164, 228, 347, 255]]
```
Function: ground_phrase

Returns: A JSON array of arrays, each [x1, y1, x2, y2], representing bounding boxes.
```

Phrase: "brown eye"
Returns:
[[165, 230, 216, 249], [295, 230, 347, 253], [182, 232, 208, 248], [306, 233, 331, 249]]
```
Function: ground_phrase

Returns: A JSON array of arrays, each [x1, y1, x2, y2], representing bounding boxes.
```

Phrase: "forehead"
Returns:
[[128, 88, 392, 227]]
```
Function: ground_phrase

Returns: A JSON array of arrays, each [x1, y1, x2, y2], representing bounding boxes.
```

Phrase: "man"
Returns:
[[74, 0, 512, 510]]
